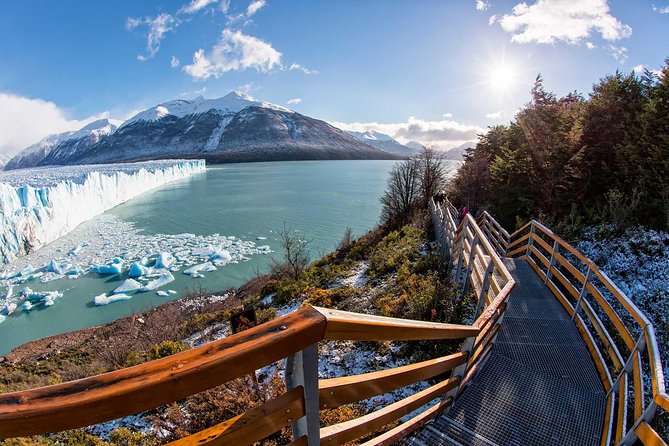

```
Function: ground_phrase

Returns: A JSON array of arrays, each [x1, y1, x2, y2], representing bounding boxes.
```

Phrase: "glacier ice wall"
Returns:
[[0, 160, 205, 264]]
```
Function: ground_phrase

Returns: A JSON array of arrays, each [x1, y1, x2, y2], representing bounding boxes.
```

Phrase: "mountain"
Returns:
[[345, 130, 419, 157], [6, 92, 396, 169], [4, 119, 122, 170], [405, 141, 426, 152], [442, 141, 476, 161]]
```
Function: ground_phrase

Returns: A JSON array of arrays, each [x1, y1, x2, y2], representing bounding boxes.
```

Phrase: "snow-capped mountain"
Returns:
[[6, 92, 396, 168], [4, 119, 122, 170], [443, 141, 476, 161], [346, 130, 419, 156]]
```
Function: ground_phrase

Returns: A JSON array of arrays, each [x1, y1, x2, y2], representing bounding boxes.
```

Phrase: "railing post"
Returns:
[[474, 261, 494, 320], [544, 240, 558, 284], [285, 344, 320, 446], [525, 222, 534, 258], [572, 266, 592, 320], [462, 234, 479, 295], [447, 336, 476, 400]]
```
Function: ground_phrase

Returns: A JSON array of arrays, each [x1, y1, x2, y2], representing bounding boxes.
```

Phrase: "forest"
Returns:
[[449, 59, 669, 234]]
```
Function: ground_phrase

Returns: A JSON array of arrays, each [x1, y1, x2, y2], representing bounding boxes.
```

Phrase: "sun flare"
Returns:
[[488, 64, 516, 92]]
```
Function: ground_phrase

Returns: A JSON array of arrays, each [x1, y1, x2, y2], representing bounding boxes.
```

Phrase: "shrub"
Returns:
[[148, 341, 188, 360]]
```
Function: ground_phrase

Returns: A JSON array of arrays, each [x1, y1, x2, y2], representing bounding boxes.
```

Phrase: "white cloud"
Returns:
[[288, 63, 318, 75], [633, 64, 645, 74], [486, 111, 503, 119], [331, 117, 486, 149], [128, 14, 179, 61], [286, 98, 302, 105], [586, 41, 597, 49], [652, 4, 669, 13], [443, 112, 453, 118], [0, 93, 113, 156], [171, 56, 180, 68], [608, 44, 628, 63], [221, 0, 231, 13], [247, 0, 266, 16], [179, 86, 207, 97], [237, 82, 255, 93], [180, 0, 218, 14], [476, 0, 490, 11], [183, 29, 283, 79], [495, 0, 632, 45]]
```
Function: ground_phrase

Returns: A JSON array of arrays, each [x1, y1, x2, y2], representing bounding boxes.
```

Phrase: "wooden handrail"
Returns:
[[476, 210, 668, 446]]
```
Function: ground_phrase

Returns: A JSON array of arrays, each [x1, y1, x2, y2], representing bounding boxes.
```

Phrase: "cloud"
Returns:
[[443, 112, 453, 118], [171, 56, 180, 68], [286, 98, 302, 105], [476, 0, 490, 11], [586, 41, 597, 49], [607, 44, 628, 63], [495, 0, 632, 45], [180, 0, 218, 14], [179, 86, 207, 97], [653, 4, 669, 13], [128, 14, 179, 61], [486, 111, 503, 119], [247, 0, 266, 16], [183, 29, 283, 79], [221, 0, 231, 13], [633, 64, 645, 74], [288, 63, 318, 75], [0, 93, 113, 156], [331, 117, 486, 149], [237, 82, 255, 93]]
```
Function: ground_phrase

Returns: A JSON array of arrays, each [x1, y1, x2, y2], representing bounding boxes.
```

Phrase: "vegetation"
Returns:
[[449, 60, 669, 232]]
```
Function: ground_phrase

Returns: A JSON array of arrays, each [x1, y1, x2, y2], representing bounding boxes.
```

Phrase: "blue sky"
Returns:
[[0, 0, 668, 155]]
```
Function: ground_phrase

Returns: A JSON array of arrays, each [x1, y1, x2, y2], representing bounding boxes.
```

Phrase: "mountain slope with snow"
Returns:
[[7, 92, 397, 167], [346, 130, 419, 157], [4, 119, 122, 170]]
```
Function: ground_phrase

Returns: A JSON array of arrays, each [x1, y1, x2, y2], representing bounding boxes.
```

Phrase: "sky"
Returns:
[[0, 0, 668, 156]]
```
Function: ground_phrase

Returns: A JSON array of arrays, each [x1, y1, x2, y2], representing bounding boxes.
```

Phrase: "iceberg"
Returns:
[[93, 293, 132, 306], [113, 278, 142, 294], [210, 249, 232, 264], [139, 271, 175, 291], [154, 252, 175, 269], [127, 262, 151, 278], [1, 301, 17, 316], [183, 262, 217, 277], [156, 290, 169, 296], [0, 160, 205, 264], [95, 261, 123, 275], [48, 259, 72, 275], [22, 301, 33, 311]]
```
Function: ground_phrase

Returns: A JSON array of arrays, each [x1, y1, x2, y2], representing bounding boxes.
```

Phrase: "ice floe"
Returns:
[[93, 293, 132, 306]]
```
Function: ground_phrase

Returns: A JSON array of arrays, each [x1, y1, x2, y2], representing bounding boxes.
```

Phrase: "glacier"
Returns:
[[0, 160, 205, 264]]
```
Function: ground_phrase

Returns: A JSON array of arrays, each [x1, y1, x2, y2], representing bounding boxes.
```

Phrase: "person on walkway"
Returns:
[[457, 206, 468, 226]]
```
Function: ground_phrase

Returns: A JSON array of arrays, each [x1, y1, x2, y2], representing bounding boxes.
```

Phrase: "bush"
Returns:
[[148, 341, 188, 360]]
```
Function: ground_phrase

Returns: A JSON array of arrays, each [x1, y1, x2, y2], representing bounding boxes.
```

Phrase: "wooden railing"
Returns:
[[478, 210, 668, 446], [0, 306, 482, 445], [429, 199, 516, 395]]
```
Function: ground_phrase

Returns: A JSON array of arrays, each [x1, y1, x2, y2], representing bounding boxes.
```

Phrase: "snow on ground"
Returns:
[[576, 225, 669, 385]]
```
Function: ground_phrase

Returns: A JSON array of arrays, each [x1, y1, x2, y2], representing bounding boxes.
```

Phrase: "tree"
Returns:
[[380, 157, 421, 225], [271, 223, 311, 280], [418, 145, 447, 207]]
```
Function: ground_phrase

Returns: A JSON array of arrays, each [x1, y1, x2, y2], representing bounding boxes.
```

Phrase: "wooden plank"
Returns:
[[318, 352, 467, 409], [531, 232, 553, 256], [615, 371, 628, 444], [467, 324, 500, 372], [646, 325, 666, 401], [574, 315, 612, 391], [508, 243, 529, 257], [632, 351, 644, 420], [552, 267, 580, 300], [586, 282, 635, 350], [656, 393, 669, 412], [635, 422, 668, 446], [358, 398, 453, 446], [473, 282, 514, 329], [600, 392, 615, 446], [320, 377, 460, 445], [529, 245, 550, 269], [553, 251, 586, 283], [526, 255, 545, 280], [0, 307, 327, 438], [579, 298, 624, 371], [166, 386, 305, 446], [312, 307, 479, 341], [594, 266, 650, 328], [507, 232, 531, 250]]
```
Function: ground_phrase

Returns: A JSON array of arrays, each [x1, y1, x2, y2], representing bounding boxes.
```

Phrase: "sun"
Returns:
[[488, 64, 516, 92]]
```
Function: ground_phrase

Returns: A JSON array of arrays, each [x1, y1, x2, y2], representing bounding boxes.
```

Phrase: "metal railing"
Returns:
[[477, 210, 668, 446]]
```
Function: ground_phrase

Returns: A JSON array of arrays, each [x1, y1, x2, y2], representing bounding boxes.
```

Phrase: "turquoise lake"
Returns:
[[0, 160, 412, 355]]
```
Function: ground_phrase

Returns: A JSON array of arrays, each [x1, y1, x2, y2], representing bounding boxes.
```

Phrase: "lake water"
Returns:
[[0, 160, 417, 355]]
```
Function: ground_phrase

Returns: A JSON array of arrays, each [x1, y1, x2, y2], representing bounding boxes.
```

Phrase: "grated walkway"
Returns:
[[408, 258, 606, 446]]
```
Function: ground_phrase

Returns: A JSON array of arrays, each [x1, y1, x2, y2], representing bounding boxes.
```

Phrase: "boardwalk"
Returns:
[[408, 258, 606, 446]]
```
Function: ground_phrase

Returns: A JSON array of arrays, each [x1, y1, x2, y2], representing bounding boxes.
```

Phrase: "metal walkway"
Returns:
[[408, 258, 606, 446]]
